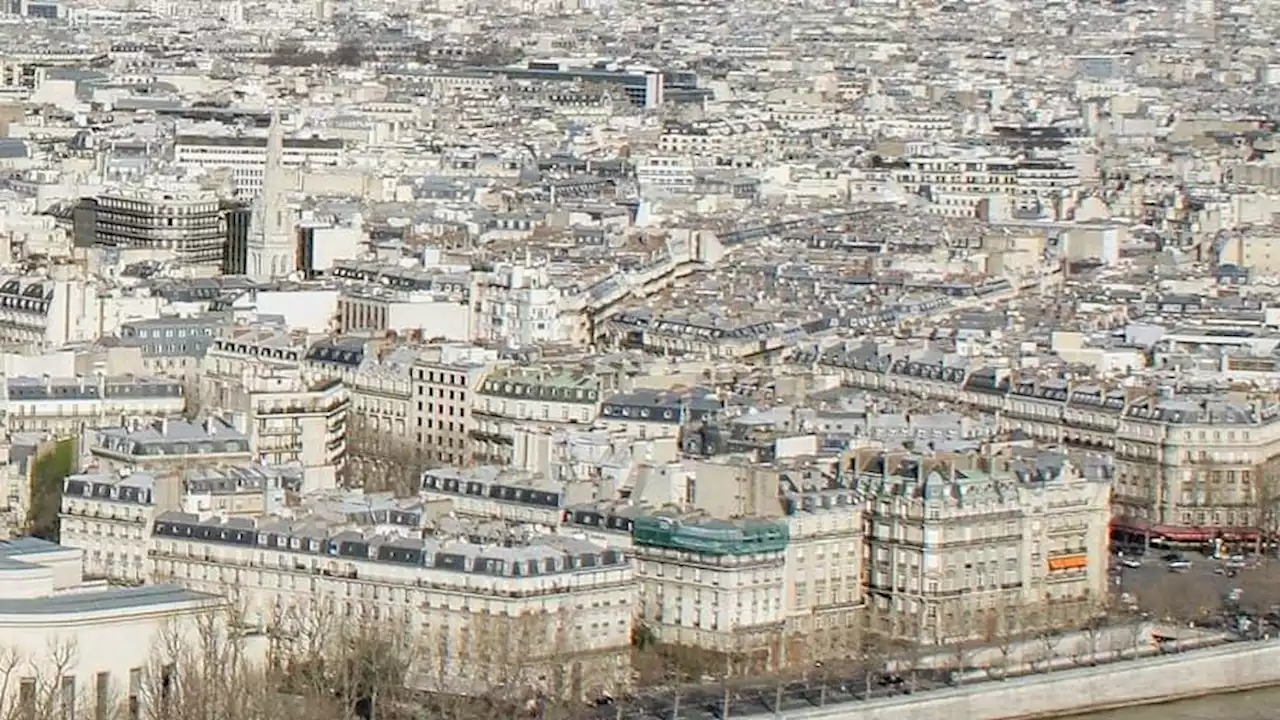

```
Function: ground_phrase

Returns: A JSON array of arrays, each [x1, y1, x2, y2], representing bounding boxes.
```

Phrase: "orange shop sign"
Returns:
[[1047, 554, 1088, 572]]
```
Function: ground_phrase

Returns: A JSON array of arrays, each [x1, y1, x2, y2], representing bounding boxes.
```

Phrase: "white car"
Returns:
[[1167, 559, 1192, 570], [1122, 558, 1142, 569]]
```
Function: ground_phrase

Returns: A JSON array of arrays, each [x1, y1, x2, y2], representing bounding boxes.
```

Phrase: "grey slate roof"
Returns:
[[0, 584, 214, 615]]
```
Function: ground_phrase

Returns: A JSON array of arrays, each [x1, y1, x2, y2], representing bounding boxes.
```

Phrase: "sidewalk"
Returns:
[[894, 621, 1231, 675]]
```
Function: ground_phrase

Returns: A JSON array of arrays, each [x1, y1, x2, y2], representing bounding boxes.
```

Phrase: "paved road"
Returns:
[[1112, 549, 1280, 620]]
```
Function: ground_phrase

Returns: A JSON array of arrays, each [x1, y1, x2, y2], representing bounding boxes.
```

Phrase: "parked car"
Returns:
[[1167, 559, 1192, 570], [877, 674, 907, 689], [1122, 557, 1142, 569]]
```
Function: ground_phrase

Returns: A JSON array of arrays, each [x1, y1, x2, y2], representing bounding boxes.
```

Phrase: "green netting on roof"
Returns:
[[633, 515, 789, 556]]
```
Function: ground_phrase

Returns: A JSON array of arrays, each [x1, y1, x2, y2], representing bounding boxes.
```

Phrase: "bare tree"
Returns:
[[942, 605, 982, 684], [1121, 609, 1150, 660], [268, 596, 423, 719], [0, 639, 80, 720], [342, 425, 431, 496], [811, 611, 860, 706], [981, 605, 1020, 680], [413, 621, 480, 720], [1253, 457, 1280, 556], [1026, 601, 1066, 672], [0, 646, 22, 720], [858, 604, 892, 698], [2, 599, 463, 720], [1077, 607, 1110, 666], [0, 640, 126, 720]]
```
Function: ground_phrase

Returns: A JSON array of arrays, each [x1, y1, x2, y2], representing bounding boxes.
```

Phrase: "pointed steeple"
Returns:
[[246, 108, 297, 281], [264, 109, 286, 237]]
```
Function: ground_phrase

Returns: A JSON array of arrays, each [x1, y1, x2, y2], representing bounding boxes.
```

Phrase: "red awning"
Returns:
[[1109, 519, 1261, 543], [1155, 527, 1213, 543]]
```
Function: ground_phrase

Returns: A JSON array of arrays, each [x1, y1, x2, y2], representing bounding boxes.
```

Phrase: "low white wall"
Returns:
[[763, 641, 1280, 720]]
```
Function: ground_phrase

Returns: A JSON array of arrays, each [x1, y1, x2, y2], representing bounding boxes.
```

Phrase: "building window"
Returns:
[[128, 668, 142, 720], [61, 676, 76, 720], [161, 663, 176, 710], [95, 672, 110, 720], [19, 678, 35, 720]]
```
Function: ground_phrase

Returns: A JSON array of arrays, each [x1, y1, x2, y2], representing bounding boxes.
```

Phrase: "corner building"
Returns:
[[852, 449, 1111, 644]]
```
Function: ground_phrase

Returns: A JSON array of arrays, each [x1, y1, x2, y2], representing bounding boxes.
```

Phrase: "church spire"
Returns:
[[246, 108, 297, 280], [264, 109, 286, 237]]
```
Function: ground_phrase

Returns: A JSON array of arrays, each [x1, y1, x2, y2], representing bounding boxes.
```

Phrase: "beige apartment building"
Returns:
[[1214, 233, 1280, 276], [411, 344, 499, 465], [851, 448, 1111, 644], [471, 366, 604, 465], [1113, 396, 1280, 543], [148, 508, 633, 700], [5, 375, 185, 435], [688, 456, 866, 636], [343, 345, 417, 449], [59, 464, 297, 584], [59, 471, 173, 584], [202, 330, 350, 489], [201, 325, 309, 410], [235, 371, 348, 476], [625, 487, 865, 670], [631, 511, 789, 668], [781, 487, 864, 640]]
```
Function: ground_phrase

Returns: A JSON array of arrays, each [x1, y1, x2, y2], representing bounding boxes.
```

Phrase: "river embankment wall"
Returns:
[[753, 640, 1280, 720]]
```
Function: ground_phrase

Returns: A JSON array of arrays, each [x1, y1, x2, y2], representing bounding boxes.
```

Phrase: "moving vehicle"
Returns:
[[1167, 559, 1192, 570], [1122, 557, 1142, 569]]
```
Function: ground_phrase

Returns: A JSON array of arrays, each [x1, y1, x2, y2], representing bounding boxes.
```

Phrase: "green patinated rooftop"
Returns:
[[633, 514, 789, 556]]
